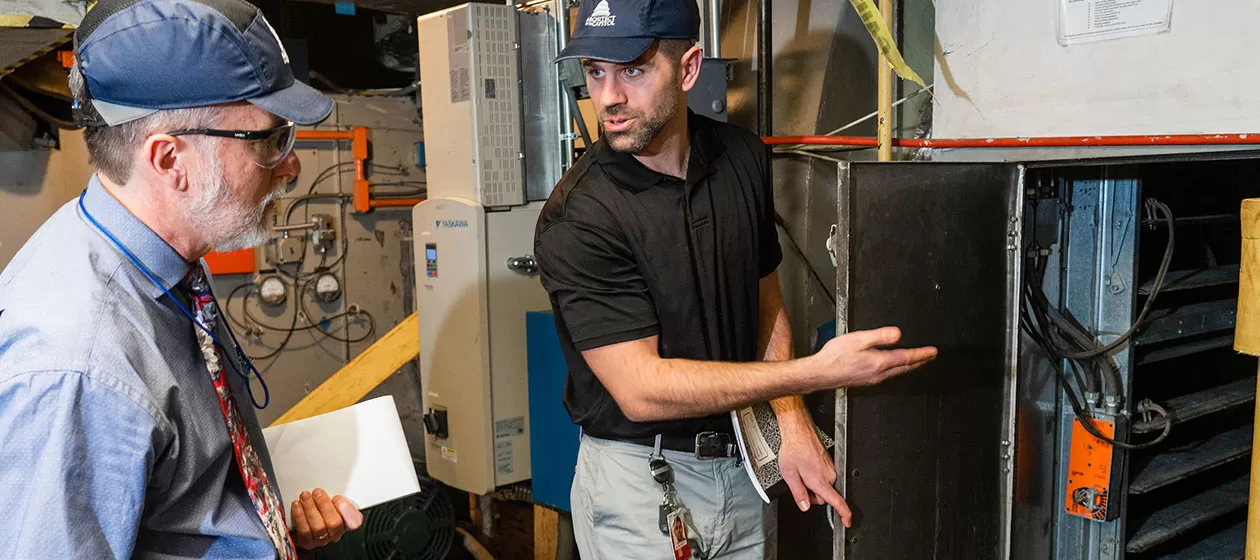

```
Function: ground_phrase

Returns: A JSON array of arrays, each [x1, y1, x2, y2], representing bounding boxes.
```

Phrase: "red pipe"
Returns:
[[763, 134, 1260, 148]]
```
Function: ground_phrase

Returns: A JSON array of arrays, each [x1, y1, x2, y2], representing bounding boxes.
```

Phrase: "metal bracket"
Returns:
[[826, 224, 839, 267], [311, 214, 337, 254]]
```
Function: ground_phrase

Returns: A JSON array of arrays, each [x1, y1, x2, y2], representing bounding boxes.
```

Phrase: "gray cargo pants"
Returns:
[[571, 434, 778, 560]]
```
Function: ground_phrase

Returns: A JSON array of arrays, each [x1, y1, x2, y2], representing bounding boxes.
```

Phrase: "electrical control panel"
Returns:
[[417, 3, 523, 207], [412, 198, 549, 494]]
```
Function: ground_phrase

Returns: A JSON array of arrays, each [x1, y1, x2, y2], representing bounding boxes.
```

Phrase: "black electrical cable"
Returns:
[[1022, 305, 1171, 450], [298, 279, 377, 344], [227, 282, 257, 332], [245, 261, 304, 361], [1027, 201, 1175, 397], [1051, 199, 1176, 360], [285, 193, 351, 224], [1019, 197, 1176, 449], [773, 211, 836, 306]]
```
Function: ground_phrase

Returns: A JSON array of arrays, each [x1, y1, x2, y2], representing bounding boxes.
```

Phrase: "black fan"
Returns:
[[315, 476, 456, 560]]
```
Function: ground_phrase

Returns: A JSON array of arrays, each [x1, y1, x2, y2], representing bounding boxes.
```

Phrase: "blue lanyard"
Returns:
[[77, 190, 271, 409]]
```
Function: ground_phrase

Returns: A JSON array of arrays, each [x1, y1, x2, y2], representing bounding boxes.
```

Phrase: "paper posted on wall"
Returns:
[[1057, 0, 1172, 46], [730, 403, 835, 503]]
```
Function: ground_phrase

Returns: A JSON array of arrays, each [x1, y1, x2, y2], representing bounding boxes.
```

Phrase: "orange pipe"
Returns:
[[370, 197, 426, 209], [351, 127, 371, 213], [296, 127, 375, 212], [764, 134, 1260, 148], [296, 130, 355, 140]]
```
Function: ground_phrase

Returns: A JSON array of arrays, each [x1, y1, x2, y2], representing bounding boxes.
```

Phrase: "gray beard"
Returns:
[[184, 147, 283, 253]]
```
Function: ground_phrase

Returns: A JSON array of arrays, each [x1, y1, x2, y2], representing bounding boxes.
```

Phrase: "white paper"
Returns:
[[262, 396, 421, 509], [1057, 0, 1172, 45]]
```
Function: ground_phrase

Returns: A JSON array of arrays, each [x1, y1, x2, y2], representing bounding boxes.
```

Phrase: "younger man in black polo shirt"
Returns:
[[534, 0, 937, 557]]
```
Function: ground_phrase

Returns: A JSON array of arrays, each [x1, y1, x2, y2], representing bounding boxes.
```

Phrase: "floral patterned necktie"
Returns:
[[181, 264, 296, 559]]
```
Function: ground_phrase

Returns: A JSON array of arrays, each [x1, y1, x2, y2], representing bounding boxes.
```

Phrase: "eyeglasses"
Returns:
[[168, 121, 297, 169]]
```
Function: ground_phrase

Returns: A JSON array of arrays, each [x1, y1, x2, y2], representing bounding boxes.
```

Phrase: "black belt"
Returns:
[[620, 431, 740, 460]]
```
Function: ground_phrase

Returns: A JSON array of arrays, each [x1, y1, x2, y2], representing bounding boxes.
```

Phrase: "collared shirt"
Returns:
[[534, 112, 782, 441], [0, 176, 281, 559]]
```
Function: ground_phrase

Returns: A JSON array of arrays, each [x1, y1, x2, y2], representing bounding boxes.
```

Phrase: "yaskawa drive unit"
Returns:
[[414, 3, 554, 495]]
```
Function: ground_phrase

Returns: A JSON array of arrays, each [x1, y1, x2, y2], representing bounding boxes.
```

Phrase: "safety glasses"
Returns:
[[168, 121, 297, 169]]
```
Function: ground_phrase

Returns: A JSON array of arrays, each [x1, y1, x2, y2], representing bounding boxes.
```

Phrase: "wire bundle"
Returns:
[[1020, 198, 1176, 450], [221, 161, 410, 359]]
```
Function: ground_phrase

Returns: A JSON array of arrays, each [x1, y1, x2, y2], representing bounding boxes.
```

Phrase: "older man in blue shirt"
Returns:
[[0, 0, 363, 557]]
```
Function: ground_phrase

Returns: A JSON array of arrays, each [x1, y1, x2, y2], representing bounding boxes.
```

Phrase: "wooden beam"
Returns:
[[1238, 198, 1260, 559], [534, 504, 559, 560], [270, 312, 419, 426]]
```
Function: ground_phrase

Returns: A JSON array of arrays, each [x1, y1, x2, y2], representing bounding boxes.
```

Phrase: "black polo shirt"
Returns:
[[534, 111, 782, 441]]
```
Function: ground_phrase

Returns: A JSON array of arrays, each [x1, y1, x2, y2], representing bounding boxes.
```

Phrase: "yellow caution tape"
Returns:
[[848, 0, 929, 90]]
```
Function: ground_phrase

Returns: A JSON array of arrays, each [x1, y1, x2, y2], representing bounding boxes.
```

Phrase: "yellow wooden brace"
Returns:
[[1237, 200, 1260, 559], [269, 313, 419, 426]]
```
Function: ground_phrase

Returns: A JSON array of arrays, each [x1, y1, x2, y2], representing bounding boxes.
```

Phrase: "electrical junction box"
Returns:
[[417, 3, 523, 208], [412, 198, 550, 495]]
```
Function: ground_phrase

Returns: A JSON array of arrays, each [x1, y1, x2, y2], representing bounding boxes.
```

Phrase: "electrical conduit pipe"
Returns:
[[295, 127, 425, 212]]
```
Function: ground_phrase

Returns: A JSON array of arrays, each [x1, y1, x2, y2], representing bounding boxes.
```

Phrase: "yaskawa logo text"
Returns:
[[585, 0, 616, 27], [436, 220, 470, 229]]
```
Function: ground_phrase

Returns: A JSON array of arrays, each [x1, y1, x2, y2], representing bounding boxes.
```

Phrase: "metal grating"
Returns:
[[471, 4, 521, 208], [1119, 166, 1260, 559]]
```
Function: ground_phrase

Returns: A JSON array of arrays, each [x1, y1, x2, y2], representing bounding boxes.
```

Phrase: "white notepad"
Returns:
[[262, 395, 421, 509]]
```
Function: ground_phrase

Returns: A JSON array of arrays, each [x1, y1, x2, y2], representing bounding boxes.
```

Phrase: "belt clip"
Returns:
[[694, 431, 733, 460]]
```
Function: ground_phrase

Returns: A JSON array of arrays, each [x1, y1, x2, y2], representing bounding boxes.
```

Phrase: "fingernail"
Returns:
[[798, 500, 809, 512], [301, 492, 311, 500], [314, 489, 326, 497]]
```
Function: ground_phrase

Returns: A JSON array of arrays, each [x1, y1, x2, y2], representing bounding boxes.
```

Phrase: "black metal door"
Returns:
[[833, 162, 1023, 560]]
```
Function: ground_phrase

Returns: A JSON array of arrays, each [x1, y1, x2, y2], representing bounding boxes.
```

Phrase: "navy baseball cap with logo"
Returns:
[[555, 0, 700, 64], [73, 0, 332, 127]]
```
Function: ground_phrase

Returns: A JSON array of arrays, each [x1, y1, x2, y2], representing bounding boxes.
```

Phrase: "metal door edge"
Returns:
[[832, 161, 852, 560], [998, 165, 1026, 560]]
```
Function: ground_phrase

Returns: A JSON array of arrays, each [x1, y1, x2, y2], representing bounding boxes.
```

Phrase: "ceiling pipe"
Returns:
[[763, 134, 1260, 148]]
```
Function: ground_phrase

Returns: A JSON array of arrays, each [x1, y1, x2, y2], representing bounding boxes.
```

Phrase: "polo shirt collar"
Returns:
[[597, 110, 727, 193], [79, 174, 194, 299]]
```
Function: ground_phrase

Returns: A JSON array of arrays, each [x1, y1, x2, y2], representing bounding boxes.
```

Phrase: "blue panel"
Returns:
[[527, 311, 580, 512], [333, 1, 355, 15], [814, 320, 837, 352]]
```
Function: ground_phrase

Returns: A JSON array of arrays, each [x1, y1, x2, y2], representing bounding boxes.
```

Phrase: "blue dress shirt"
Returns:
[[0, 176, 282, 559]]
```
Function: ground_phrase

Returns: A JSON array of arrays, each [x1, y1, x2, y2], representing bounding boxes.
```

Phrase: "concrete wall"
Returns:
[[0, 129, 92, 266], [933, 0, 1260, 138]]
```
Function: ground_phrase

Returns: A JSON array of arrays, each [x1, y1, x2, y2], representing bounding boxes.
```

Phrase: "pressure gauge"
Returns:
[[314, 272, 342, 303], [258, 275, 287, 306]]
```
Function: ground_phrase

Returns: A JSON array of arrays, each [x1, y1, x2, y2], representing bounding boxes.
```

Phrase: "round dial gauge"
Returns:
[[315, 273, 342, 303], [258, 275, 287, 306]]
